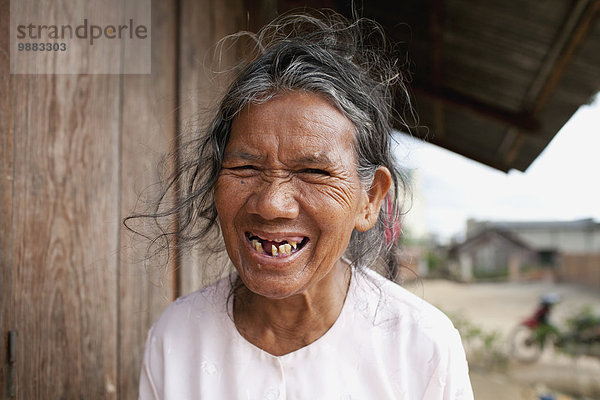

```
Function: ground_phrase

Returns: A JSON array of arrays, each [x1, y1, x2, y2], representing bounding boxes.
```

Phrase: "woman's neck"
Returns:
[[233, 261, 351, 356]]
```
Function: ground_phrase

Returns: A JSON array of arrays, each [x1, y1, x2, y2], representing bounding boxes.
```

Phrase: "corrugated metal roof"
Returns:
[[276, 0, 600, 172], [357, 0, 600, 172]]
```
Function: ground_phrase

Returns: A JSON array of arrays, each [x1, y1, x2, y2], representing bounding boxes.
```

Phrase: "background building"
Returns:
[[449, 218, 600, 287]]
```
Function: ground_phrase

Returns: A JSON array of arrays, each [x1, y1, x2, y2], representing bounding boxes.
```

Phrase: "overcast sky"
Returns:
[[396, 93, 600, 242]]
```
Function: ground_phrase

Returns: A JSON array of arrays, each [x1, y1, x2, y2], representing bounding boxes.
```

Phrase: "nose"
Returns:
[[246, 179, 300, 220]]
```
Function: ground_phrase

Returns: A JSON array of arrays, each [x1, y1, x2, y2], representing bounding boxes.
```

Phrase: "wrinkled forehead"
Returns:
[[225, 91, 358, 164]]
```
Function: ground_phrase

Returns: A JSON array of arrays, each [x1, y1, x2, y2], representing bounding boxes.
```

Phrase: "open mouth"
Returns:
[[246, 232, 309, 257]]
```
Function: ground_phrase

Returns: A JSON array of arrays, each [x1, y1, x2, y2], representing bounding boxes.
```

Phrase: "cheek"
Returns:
[[312, 185, 355, 211], [302, 189, 362, 239], [301, 180, 363, 218], [214, 177, 242, 222]]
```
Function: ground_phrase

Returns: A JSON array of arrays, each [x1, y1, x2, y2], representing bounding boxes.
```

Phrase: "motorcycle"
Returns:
[[509, 293, 600, 363]]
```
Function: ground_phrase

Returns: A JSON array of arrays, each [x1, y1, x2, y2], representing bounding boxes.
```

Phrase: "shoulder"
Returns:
[[356, 268, 456, 333], [352, 268, 473, 399], [149, 274, 233, 339], [140, 275, 239, 399], [352, 268, 463, 364]]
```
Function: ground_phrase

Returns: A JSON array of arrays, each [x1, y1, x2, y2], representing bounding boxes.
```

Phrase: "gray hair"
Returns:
[[127, 10, 411, 278]]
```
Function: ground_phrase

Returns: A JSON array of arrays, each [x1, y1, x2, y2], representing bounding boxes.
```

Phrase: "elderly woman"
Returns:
[[137, 11, 473, 400]]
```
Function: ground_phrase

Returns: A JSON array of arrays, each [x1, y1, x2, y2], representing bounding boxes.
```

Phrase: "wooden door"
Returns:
[[0, 0, 248, 397], [0, 0, 178, 397]]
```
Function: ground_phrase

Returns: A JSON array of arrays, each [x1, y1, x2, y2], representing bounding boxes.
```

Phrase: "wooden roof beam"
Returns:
[[412, 85, 541, 133], [430, 0, 446, 139], [504, 0, 600, 166], [403, 130, 512, 173], [525, 0, 600, 114]]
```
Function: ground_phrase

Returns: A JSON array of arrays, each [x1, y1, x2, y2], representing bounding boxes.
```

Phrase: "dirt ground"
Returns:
[[405, 279, 600, 399]]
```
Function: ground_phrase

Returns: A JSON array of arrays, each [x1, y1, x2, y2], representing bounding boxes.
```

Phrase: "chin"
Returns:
[[237, 266, 311, 300]]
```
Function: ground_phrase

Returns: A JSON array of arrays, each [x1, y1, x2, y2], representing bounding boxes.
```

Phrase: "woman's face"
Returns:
[[215, 91, 385, 300]]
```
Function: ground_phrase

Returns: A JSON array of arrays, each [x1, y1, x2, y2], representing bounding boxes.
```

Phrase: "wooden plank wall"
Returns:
[[1, 0, 13, 396], [3, 0, 124, 395], [1, 0, 244, 398], [8, 58, 121, 399], [117, 0, 178, 398], [178, 0, 245, 295]]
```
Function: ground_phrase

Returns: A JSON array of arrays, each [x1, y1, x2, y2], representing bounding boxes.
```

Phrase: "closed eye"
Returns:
[[300, 168, 330, 176], [231, 165, 257, 170]]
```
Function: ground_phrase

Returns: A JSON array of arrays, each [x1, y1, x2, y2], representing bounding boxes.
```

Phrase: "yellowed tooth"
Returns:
[[284, 243, 292, 254], [251, 240, 264, 253], [271, 245, 278, 256], [290, 241, 297, 249], [278, 244, 286, 255]]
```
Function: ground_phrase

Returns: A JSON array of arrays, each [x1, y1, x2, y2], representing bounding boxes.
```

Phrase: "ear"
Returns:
[[355, 166, 392, 232]]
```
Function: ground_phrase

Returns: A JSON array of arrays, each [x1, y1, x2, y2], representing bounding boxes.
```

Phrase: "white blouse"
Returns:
[[139, 268, 474, 400]]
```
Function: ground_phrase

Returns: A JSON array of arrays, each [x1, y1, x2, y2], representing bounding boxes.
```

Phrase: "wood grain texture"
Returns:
[[1, 0, 13, 395], [10, 74, 120, 398], [178, 0, 245, 296], [4, 0, 247, 397], [7, 1, 120, 397], [117, 0, 177, 397]]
